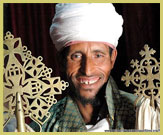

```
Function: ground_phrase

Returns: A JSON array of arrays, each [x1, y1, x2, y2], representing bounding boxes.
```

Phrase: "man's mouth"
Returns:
[[77, 77, 100, 85]]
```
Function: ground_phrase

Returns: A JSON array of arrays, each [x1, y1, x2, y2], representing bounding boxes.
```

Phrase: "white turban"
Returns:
[[50, 3, 123, 51]]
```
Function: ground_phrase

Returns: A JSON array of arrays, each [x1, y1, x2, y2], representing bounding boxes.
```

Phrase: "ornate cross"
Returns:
[[121, 44, 160, 108], [3, 32, 69, 130]]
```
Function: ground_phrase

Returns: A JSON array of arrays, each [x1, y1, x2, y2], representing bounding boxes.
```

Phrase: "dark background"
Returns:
[[3, 3, 160, 94]]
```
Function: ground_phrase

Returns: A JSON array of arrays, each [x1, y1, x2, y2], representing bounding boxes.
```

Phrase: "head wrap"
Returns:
[[50, 3, 123, 51]]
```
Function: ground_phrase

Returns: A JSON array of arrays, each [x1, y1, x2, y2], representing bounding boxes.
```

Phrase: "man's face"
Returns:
[[66, 42, 117, 102]]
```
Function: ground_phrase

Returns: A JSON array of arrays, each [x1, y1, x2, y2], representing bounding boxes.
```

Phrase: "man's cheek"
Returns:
[[67, 65, 79, 75], [101, 68, 111, 82], [66, 68, 77, 80]]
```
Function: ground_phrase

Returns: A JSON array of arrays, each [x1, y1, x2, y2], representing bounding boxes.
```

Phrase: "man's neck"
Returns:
[[76, 100, 93, 124]]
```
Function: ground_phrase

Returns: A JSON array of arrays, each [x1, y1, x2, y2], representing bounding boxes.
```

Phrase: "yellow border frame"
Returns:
[[0, 0, 162, 135]]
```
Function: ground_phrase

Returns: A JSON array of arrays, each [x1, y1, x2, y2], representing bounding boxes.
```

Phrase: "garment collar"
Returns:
[[105, 76, 121, 122]]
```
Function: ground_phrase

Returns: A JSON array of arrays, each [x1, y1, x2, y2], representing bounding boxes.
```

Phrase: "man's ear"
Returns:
[[111, 49, 117, 69]]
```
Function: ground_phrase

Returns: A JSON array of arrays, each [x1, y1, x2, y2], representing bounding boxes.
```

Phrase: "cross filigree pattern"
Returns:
[[3, 32, 69, 127], [121, 44, 160, 108]]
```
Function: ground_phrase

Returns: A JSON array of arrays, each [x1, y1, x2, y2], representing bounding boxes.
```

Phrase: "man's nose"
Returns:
[[80, 56, 94, 76]]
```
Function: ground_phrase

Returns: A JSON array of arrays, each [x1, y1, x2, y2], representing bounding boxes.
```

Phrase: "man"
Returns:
[[30, 3, 137, 132], [4, 3, 138, 132]]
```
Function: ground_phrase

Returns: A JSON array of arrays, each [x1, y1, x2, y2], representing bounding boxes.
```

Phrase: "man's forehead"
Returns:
[[68, 42, 110, 53]]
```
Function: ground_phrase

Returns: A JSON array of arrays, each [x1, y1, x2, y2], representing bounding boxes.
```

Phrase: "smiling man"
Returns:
[[22, 3, 139, 132], [30, 3, 138, 132], [66, 42, 117, 125], [3, 3, 160, 132], [67, 42, 116, 104]]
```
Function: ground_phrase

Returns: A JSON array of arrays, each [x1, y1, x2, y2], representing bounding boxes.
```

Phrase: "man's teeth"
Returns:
[[80, 80, 97, 84]]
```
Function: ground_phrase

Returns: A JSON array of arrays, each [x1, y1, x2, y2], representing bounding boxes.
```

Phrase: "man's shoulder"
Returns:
[[108, 76, 137, 106], [49, 96, 67, 113], [119, 90, 137, 105], [117, 90, 137, 119], [116, 90, 137, 129]]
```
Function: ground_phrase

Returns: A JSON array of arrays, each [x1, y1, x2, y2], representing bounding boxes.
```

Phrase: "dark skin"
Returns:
[[64, 42, 117, 124]]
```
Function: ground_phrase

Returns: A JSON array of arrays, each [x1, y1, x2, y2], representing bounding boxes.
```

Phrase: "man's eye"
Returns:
[[71, 53, 82, 60], [95, 53, 104, 58]]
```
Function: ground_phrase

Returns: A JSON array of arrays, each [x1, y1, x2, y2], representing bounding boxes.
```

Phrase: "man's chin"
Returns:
[[75, 94, 96, 106], [69, 83, 99, 105]]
